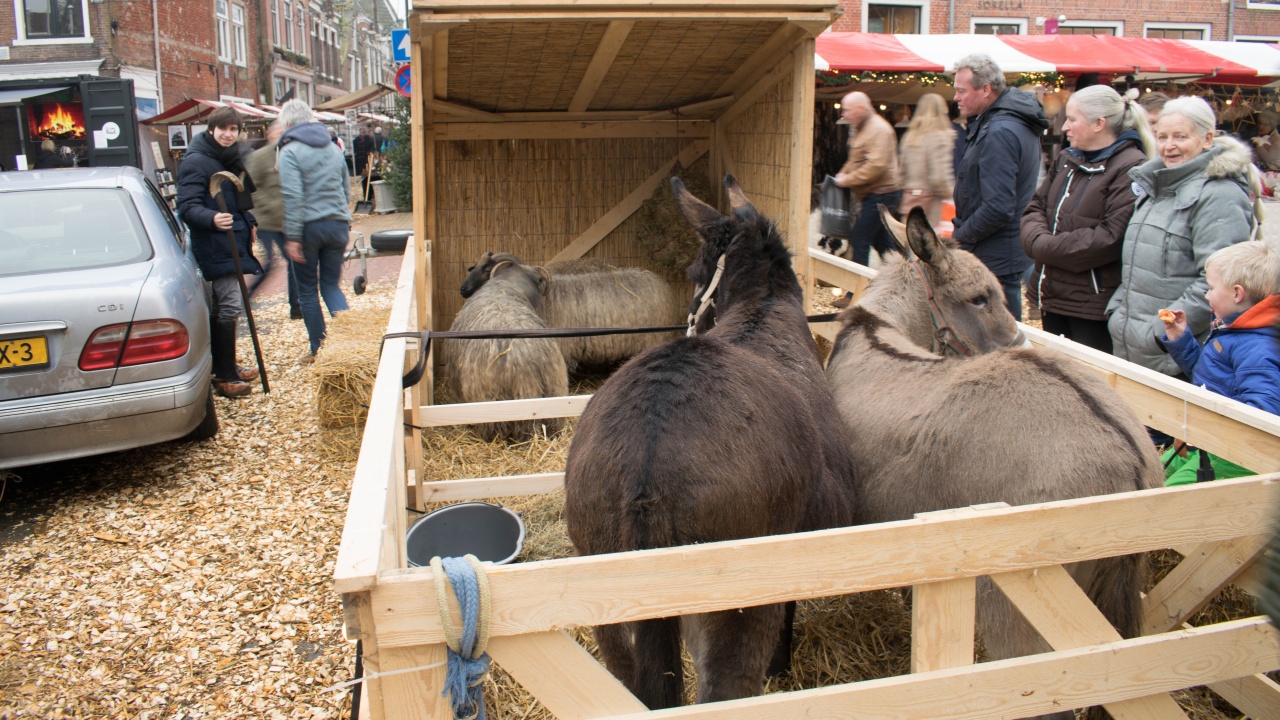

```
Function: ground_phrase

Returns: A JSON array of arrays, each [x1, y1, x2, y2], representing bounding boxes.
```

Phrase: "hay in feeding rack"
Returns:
[[313, 299, 394, 430], [636, 156, 712, 278]]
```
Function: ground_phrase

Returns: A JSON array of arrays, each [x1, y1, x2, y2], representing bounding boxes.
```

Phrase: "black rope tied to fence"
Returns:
[[384, 314, 841, 389]]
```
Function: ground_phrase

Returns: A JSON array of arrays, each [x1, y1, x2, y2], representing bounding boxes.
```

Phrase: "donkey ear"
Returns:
[[877, 205, 911, 258], [724, 174, 755, 215], [905, 207, 948, 268], [671, 176, 722, 233]]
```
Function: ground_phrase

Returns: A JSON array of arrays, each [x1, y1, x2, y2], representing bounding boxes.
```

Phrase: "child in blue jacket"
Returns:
[[1159, 240, 1280, 485]]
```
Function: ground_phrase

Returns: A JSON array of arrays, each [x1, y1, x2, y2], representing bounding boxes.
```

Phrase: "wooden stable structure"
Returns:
[[335, 1, 1280, 716], [338, 245, 1280, 719]]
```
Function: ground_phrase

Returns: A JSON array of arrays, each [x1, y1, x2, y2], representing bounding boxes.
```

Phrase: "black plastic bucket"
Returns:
[[406, 502, 525, 567]]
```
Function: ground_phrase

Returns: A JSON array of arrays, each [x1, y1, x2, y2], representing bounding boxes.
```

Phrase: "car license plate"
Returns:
[[0, 336, 50, 371]]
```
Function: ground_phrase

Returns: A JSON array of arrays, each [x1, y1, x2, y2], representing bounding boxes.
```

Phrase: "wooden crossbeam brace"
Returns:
[[569, 20, 634, 112], [488, 631, 647, 717], [715, 23, 802, 98], [1143, 534, 1270, 635], [551, 139, 709, 262], [991, 565, 1189, 718], [638, 95, 735, 120], [434, 120, 710, 141], [717, 52, 793, 126], [425, 97, 504, 121]]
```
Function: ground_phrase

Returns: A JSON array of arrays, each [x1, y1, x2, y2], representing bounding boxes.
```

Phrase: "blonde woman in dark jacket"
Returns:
[[1021, 86, 1155, 352], [898, 93, 956, 225]]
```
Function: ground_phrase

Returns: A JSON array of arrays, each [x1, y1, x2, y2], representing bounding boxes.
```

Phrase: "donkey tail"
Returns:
[[1079, 553, 1147, 720], [631, 617, 684, 709], [1087, 551, 1148, 640]]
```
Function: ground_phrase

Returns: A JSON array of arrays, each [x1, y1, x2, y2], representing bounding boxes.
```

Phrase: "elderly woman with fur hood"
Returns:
[[1107, 96, 1263, 378]]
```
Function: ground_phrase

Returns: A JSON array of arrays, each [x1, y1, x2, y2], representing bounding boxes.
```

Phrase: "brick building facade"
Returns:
[[1, 0, 394, 114], [832, 0, 1280, 41]]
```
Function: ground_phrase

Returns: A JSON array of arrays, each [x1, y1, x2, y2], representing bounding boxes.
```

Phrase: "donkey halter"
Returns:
[[908, 261, 1025, 357], [686, 253, 727, 337]]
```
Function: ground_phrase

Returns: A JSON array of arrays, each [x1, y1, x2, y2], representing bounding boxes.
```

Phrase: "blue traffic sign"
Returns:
[[392, 29, 411, 63], [395, 64, 412, 98]]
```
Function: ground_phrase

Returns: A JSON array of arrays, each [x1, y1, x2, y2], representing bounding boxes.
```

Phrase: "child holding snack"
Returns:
[[1159, 240, 1280, 485]]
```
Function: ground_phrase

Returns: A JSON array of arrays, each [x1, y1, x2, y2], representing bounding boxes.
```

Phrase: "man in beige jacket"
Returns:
[[834, 91, 901, 268]]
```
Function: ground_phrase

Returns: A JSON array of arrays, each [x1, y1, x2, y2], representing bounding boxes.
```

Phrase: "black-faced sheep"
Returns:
[[443, 256, 568, 442], [458, 251, 684, 372]]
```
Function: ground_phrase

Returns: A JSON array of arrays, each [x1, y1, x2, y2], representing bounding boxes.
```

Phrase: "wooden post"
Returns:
[[787, 38, 815, 312]]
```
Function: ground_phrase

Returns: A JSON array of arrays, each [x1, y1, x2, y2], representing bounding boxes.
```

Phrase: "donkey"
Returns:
[[564, 176, 859, 709], [826, 208, 1164, 720]]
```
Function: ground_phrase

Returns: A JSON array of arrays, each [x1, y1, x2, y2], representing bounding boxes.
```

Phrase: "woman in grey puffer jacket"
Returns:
[[1107, 96, 1262, 376]]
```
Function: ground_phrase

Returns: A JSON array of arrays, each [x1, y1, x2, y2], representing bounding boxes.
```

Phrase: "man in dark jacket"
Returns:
[[176, 105, 263, 398], [353, 127, 373, 178], [952, 53, 1049, 321]]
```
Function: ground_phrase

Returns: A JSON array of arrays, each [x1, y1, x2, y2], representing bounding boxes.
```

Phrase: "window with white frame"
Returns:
[[1246, 0, 1280, 10], [972, 17, 1026, 34], [17, 0, 89, 41], [232, 4, 247, 67], [1236, 34, 1280, 43], [215, 0, 232, 62], [283, 2, 293, 49], [1144, 22, 1210, 40], [350, 55, 361, 90], [863, 0, 929, 34], [296, 5, 306, 56], [273, 77, 287, 103], [1056, 20, 1123, 36], [271, 0, 279, 46]]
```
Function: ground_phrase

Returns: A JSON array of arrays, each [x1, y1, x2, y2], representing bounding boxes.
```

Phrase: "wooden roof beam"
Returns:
[[638, 95, 734, 120], [714, 23, 803, 98], [569, 20, 635, 113], [415, 0, 840, 10], [425, 98, 505, 122], [415, 10, 835, 24]]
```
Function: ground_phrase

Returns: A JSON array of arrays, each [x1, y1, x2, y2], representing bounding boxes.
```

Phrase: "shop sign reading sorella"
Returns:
[[976, 0, 1023, 8]]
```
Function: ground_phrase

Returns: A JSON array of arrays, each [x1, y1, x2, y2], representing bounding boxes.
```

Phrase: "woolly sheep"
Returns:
[[458, 251, 684, 372], [443, 255, 568, 442]]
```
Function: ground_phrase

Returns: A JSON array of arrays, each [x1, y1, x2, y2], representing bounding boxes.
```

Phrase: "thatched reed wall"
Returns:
[[434, 137, 692, 331], [722, 66, 795, 236]]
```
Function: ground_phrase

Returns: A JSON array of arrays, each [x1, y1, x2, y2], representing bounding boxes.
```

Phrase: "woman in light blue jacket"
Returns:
[[1107, 96, 1262, 377]]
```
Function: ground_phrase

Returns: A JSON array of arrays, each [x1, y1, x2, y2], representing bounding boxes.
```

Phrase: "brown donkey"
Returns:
[[564, 176, 859, 709], [826, 208, 1163, 720]]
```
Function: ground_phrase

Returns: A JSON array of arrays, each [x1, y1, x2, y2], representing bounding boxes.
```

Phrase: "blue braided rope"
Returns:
[[439, 556, 491, 720]]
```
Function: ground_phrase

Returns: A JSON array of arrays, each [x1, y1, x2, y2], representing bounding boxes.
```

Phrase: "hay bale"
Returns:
[[313, 301, 394, 430], [636, 156, 712, 278]]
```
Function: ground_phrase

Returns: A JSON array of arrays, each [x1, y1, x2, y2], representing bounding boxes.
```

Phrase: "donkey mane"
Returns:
[[830, 306, 944, 366]]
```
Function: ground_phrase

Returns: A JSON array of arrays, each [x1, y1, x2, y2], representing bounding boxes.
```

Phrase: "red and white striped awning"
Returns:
[[255, 104, 347, 123], [815, 33, 1280, 85], [140, 98, 273, 125]]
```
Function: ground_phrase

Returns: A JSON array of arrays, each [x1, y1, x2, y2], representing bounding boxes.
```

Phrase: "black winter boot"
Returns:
[[210, 319, 250, 398]]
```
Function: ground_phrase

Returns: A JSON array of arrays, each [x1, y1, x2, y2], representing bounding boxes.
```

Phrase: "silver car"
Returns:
[[0, 167, 217, 469]]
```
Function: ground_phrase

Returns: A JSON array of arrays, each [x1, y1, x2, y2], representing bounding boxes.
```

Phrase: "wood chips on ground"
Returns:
[[0, 280, 399, 719]]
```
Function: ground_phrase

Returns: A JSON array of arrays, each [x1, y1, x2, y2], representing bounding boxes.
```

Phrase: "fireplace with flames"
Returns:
[[28, 102, 86, 141]]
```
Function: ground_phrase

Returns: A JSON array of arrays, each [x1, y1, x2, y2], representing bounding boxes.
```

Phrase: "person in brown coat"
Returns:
[[898, 92, 956, 225], [834, 91, 901, 267], [1020, 85, 1155, 352]]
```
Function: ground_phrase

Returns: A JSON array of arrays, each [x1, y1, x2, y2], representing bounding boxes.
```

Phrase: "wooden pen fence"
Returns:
[[334, 244, 1280, 719]]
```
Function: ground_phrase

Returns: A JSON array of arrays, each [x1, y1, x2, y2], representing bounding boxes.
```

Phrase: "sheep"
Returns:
[[460, 252, 619, 298], [457, 251, 685, 372], [443, 255, 568, 442]]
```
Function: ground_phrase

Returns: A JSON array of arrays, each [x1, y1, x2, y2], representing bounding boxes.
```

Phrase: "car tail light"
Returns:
[[79, 320, 190, 371]]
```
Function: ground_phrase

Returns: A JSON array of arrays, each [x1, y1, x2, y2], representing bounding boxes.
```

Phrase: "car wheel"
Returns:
[[185, 387, 220, 441]]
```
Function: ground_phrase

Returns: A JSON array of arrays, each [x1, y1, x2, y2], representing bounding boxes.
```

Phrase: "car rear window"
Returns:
[[0, 188, 152, 277]]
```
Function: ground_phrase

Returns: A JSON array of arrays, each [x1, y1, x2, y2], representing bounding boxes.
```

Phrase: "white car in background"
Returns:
[[0, 166, 218, 469]]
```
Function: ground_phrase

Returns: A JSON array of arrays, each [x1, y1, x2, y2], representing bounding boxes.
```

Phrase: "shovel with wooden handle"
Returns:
[[209, 170, 270, 394]]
